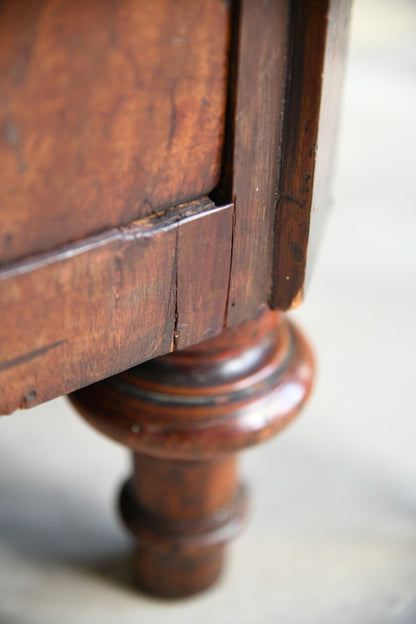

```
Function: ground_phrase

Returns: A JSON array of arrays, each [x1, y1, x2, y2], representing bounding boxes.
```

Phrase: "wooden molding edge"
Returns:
[[0, 198, 233, 413]]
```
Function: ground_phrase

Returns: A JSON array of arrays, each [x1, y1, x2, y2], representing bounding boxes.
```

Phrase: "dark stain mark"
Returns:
[[5, 122, 18, 145], [290, 241, 303, 263], [141, 196, 155, 215], [18, 389, 38, 410], [202, 97, 210, 107], [113, 255, 123, 311], [25, 390, 37, 402], [308, 144, 317, 158], [4, 121, 27, 173], [0, 340, 67, 373], [168, 79, 178, 150], [2, 233, 13, 248], [279, 194, 303, 210]]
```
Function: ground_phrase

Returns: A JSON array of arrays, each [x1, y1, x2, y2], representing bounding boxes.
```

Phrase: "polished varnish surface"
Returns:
[[1, 0, 350, 598], [0, 198, 233, 413], [0, 0, 229, 262], [70, 308, 314, 597], [0, 1, 350, 413]]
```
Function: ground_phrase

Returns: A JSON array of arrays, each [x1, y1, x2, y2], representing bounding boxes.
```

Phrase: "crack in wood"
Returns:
[[173, 226, 179, 351], [224, 199, 237, 326]]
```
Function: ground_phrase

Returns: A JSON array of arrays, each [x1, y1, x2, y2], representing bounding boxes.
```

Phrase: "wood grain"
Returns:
[[214, 0, 290, 325], [0, 1, 352, 413], [175, 211, 232, 349], [70, 308, 314, 596], [0, 198, 233, 414], [71, 309, 314, 460], [0, 0, 229, 263], [272, 0, 351, 309]]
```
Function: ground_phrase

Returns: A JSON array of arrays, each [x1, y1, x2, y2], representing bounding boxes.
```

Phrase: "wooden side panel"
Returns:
[[0, 199, 233, 414], [0, 0, 229, 263], [272, 0, 351, 309], [220, 0, 290, 327]]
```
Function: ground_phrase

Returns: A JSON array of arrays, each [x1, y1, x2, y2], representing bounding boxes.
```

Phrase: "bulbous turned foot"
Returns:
[[69, 307, 314, 598]]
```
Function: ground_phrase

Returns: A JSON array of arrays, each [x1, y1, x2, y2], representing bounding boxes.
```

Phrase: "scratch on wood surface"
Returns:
[[167, 79, 178, 150], [0, 339, 67, 372]]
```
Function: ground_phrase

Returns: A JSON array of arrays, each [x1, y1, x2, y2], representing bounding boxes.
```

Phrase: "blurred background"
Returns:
[[1, 1, 415, 622]]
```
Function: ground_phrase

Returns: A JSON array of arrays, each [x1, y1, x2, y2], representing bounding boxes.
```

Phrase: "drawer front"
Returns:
[[0, 0, 229, 262]]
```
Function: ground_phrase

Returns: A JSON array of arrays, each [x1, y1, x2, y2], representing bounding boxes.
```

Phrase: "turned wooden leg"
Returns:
[[119, 454, 245, 597], [69, 308, 314, 597]]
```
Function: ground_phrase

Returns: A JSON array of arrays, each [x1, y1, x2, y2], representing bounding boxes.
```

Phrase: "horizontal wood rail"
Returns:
[[0, 198, 233, 413]]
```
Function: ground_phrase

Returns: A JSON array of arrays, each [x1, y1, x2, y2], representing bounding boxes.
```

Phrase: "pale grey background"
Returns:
[[1, 1, 415, 622]]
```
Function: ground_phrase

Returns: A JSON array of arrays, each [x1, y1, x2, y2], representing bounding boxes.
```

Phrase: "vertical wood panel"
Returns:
[[218, 0, 290, 326]]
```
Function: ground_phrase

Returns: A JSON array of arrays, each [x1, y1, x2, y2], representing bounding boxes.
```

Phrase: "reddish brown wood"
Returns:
[[0, 0, 229, 263], [0, 0, 352, 603], [120, 456, 246, 597], [214, 0, 290, 325], [174, 209, 232, 349], [0, 199, 233, 414], [69, 308, 314, 597], [272, 0, 351, 309], [0, 2, 352, 415]]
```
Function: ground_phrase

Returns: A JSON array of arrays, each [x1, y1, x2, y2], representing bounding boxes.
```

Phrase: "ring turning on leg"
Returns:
[[70, 307, 314, 597]]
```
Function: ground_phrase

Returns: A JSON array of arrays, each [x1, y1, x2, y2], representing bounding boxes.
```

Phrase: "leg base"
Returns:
[[131, 545, 225, 598], [70, 309, 314, 598], [119, 461, 247, 597]]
